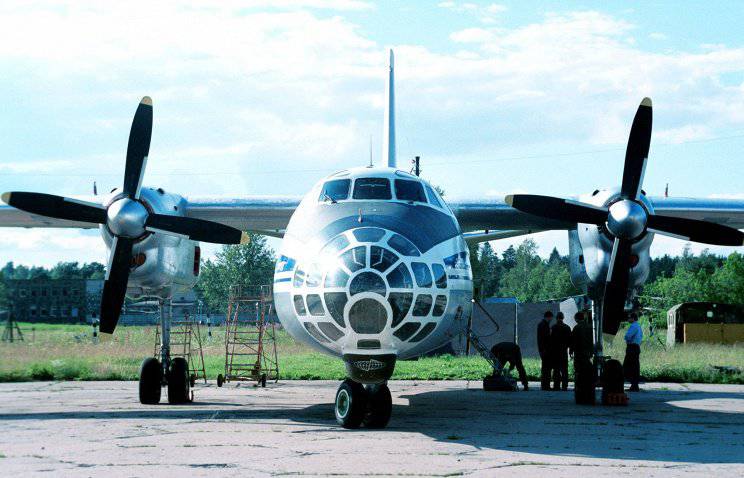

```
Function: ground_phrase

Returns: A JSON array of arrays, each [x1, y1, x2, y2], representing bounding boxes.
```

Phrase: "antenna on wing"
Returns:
[[382, 49, 396, 168]]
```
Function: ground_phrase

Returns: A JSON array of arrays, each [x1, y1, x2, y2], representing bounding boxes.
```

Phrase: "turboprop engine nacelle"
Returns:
[[100, 187, 200, 299], [568, 188, 654, 300]]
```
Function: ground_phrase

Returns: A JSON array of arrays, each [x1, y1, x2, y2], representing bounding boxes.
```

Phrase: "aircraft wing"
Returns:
[[450, 196, 744, 234], [0, 195, 301, 237], [184, 196, 301, 237]]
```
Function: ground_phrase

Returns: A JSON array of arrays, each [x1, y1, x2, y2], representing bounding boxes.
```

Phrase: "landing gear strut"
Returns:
[[137, 298, 193, 404], [334, 379, 392, 429]]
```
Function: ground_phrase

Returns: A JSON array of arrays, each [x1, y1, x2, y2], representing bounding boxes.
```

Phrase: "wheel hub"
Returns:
[[107, 198, 148, 238], [336, 389, 350, 418], [606, 199, 647, 239]]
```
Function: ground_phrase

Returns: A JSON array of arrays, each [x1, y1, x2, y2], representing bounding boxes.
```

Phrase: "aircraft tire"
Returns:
[[363, 383, 392, 429], [139, 357, 162, 405], [168, 357, 190, 404], [335, 379, 367, 429]]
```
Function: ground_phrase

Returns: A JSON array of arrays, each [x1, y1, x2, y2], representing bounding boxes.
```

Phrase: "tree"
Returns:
[[711, 252, 744, 305], [80, 262, 106, 279], [0, 272, 7, 309], [50, 262, 82, 279], [478, 242, 502, 298], [501, 245, 517, 271], [196, 234, 276, 312], [499, 239, 544, 301]]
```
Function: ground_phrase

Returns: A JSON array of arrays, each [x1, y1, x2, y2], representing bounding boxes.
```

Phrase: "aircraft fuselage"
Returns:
[[274, 167, 473, 383]]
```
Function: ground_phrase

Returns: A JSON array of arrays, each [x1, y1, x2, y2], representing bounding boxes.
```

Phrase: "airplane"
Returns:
[[2, 50, 743, 429]]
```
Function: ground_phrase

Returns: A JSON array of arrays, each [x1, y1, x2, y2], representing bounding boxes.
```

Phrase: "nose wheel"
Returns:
[[334, 379, 392, 429]]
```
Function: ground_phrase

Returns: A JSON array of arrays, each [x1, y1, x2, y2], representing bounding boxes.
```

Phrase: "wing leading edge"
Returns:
[[451, 196, 744, 236]]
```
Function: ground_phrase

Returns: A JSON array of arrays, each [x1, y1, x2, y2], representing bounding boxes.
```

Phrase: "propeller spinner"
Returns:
[[506, 98, 744, 334], [2, 97, 249, 334]]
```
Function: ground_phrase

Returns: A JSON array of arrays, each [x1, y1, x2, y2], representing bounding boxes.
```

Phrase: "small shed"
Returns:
[[666, 302, 744, 346]]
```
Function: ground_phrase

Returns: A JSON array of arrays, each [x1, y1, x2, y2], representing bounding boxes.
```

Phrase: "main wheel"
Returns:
[[335, 379, 367, 429], [260, 373, 267, 388], [217, 374, 224, 387], [168, 357, 190, 404], [139, 357, 162, 404], [363, 383, 392, 429]]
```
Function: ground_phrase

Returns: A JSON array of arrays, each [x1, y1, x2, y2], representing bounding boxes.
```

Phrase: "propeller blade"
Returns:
[[602, 238, 632, 335], [620, 97, 652, 199], [1, 192, 106, 224], [122, 97, 153, 199], [648, 214, 744, 246], [505, 194, 608, 224], [100, 237, 134, 334], [145, 214, 249, 244]]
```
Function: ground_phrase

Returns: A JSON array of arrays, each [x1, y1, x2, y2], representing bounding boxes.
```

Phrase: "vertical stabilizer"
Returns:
[[382, 49, 396, 168]]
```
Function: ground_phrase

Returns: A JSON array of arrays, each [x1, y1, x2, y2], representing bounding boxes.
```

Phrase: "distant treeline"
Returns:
[[1, 241, 740, 317], [1, 261, 106, 281]]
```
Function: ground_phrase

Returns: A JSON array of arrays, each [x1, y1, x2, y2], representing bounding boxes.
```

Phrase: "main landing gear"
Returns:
[[137, 298, 193, 405], [334, 379, 393, 429]]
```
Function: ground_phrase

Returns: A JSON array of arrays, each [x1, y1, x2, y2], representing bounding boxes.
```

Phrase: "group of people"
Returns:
[[489, 309, 643, 393], [538, 311, 587, 391]]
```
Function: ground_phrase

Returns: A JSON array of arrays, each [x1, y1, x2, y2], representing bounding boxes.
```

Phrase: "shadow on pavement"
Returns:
[[1, 385, 741, 463]]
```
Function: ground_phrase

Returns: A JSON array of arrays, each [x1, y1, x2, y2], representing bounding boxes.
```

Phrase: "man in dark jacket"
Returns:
[[490, 341, 529, 391], [571, 311, 595, 404], [550, 312, 572, 391], [537, 310, 553, 390]]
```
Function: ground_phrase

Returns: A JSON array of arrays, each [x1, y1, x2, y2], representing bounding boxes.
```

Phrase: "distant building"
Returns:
[[5, 278, 99, 323], [667, 302, 744, 346]]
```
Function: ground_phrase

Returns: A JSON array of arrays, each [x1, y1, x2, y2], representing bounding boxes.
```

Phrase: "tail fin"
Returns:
[[382, 49, 396, 168]]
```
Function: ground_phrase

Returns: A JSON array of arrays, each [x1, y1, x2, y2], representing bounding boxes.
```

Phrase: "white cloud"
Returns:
[[450, 28, 495, 44], [654, 125, 713, 144], [1, 5, 743, 266]]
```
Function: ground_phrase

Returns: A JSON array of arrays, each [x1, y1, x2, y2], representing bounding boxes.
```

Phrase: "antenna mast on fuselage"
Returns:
[[382, 49, 396, 169]]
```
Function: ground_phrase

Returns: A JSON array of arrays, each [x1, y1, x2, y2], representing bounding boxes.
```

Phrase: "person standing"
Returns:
[[624, 313, 643, 392], [490, 341, 529, 391], [537, 310, 553, 390], [571, 311, 595, 404], [550, 312, 572, 391]]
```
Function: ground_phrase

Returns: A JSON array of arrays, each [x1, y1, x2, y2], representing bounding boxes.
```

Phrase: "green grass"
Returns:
[[0, 322, 742, 383]]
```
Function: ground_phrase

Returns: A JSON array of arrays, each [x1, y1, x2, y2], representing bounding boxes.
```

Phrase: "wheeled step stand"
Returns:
[[217, 285, 279, 388], [154, 312, 207, 386]]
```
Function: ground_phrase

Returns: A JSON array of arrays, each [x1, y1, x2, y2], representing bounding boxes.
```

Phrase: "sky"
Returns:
[[1, 0, 743, 267]]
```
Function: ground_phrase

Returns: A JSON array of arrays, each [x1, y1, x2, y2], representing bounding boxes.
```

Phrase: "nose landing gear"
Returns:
[[334, 379, 393, 429]]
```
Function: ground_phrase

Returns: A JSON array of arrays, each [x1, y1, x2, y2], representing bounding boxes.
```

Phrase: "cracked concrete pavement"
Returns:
[[0, 380, 742, 477]]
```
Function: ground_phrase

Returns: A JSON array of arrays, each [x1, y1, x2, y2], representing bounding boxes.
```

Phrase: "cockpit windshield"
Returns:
[[353, 178, 392, 200], [318, 179, 351, 202], [394, 179, 427, 203]]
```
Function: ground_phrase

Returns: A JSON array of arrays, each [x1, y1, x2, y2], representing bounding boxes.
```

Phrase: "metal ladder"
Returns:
[[219, 285, 279, 387], [154, 313, 207, 384], [467, 299, 505, 374]]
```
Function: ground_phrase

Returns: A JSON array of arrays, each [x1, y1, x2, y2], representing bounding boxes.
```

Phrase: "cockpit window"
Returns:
[[318, 179, 351, 202], [425, 185, 443, 209], [388, 234, 420, 257], [352, 178, 392, 200], [394, 179, 427, 203]]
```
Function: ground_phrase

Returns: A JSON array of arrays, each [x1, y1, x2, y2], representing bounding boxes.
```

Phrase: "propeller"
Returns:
[[2, 97, 249, 334], [506, 98, 744, 334]]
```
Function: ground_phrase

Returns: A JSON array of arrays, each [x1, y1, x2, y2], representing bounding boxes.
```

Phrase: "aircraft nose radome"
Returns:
[[285, 227, 450, 353]]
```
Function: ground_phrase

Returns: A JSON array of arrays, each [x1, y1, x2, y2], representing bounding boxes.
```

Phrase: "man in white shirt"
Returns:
[[623, 313, 643, 392]]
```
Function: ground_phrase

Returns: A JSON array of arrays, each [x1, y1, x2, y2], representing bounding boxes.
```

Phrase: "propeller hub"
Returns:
[[607, 200, 647, 240], [107, 198, 148, 238]]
